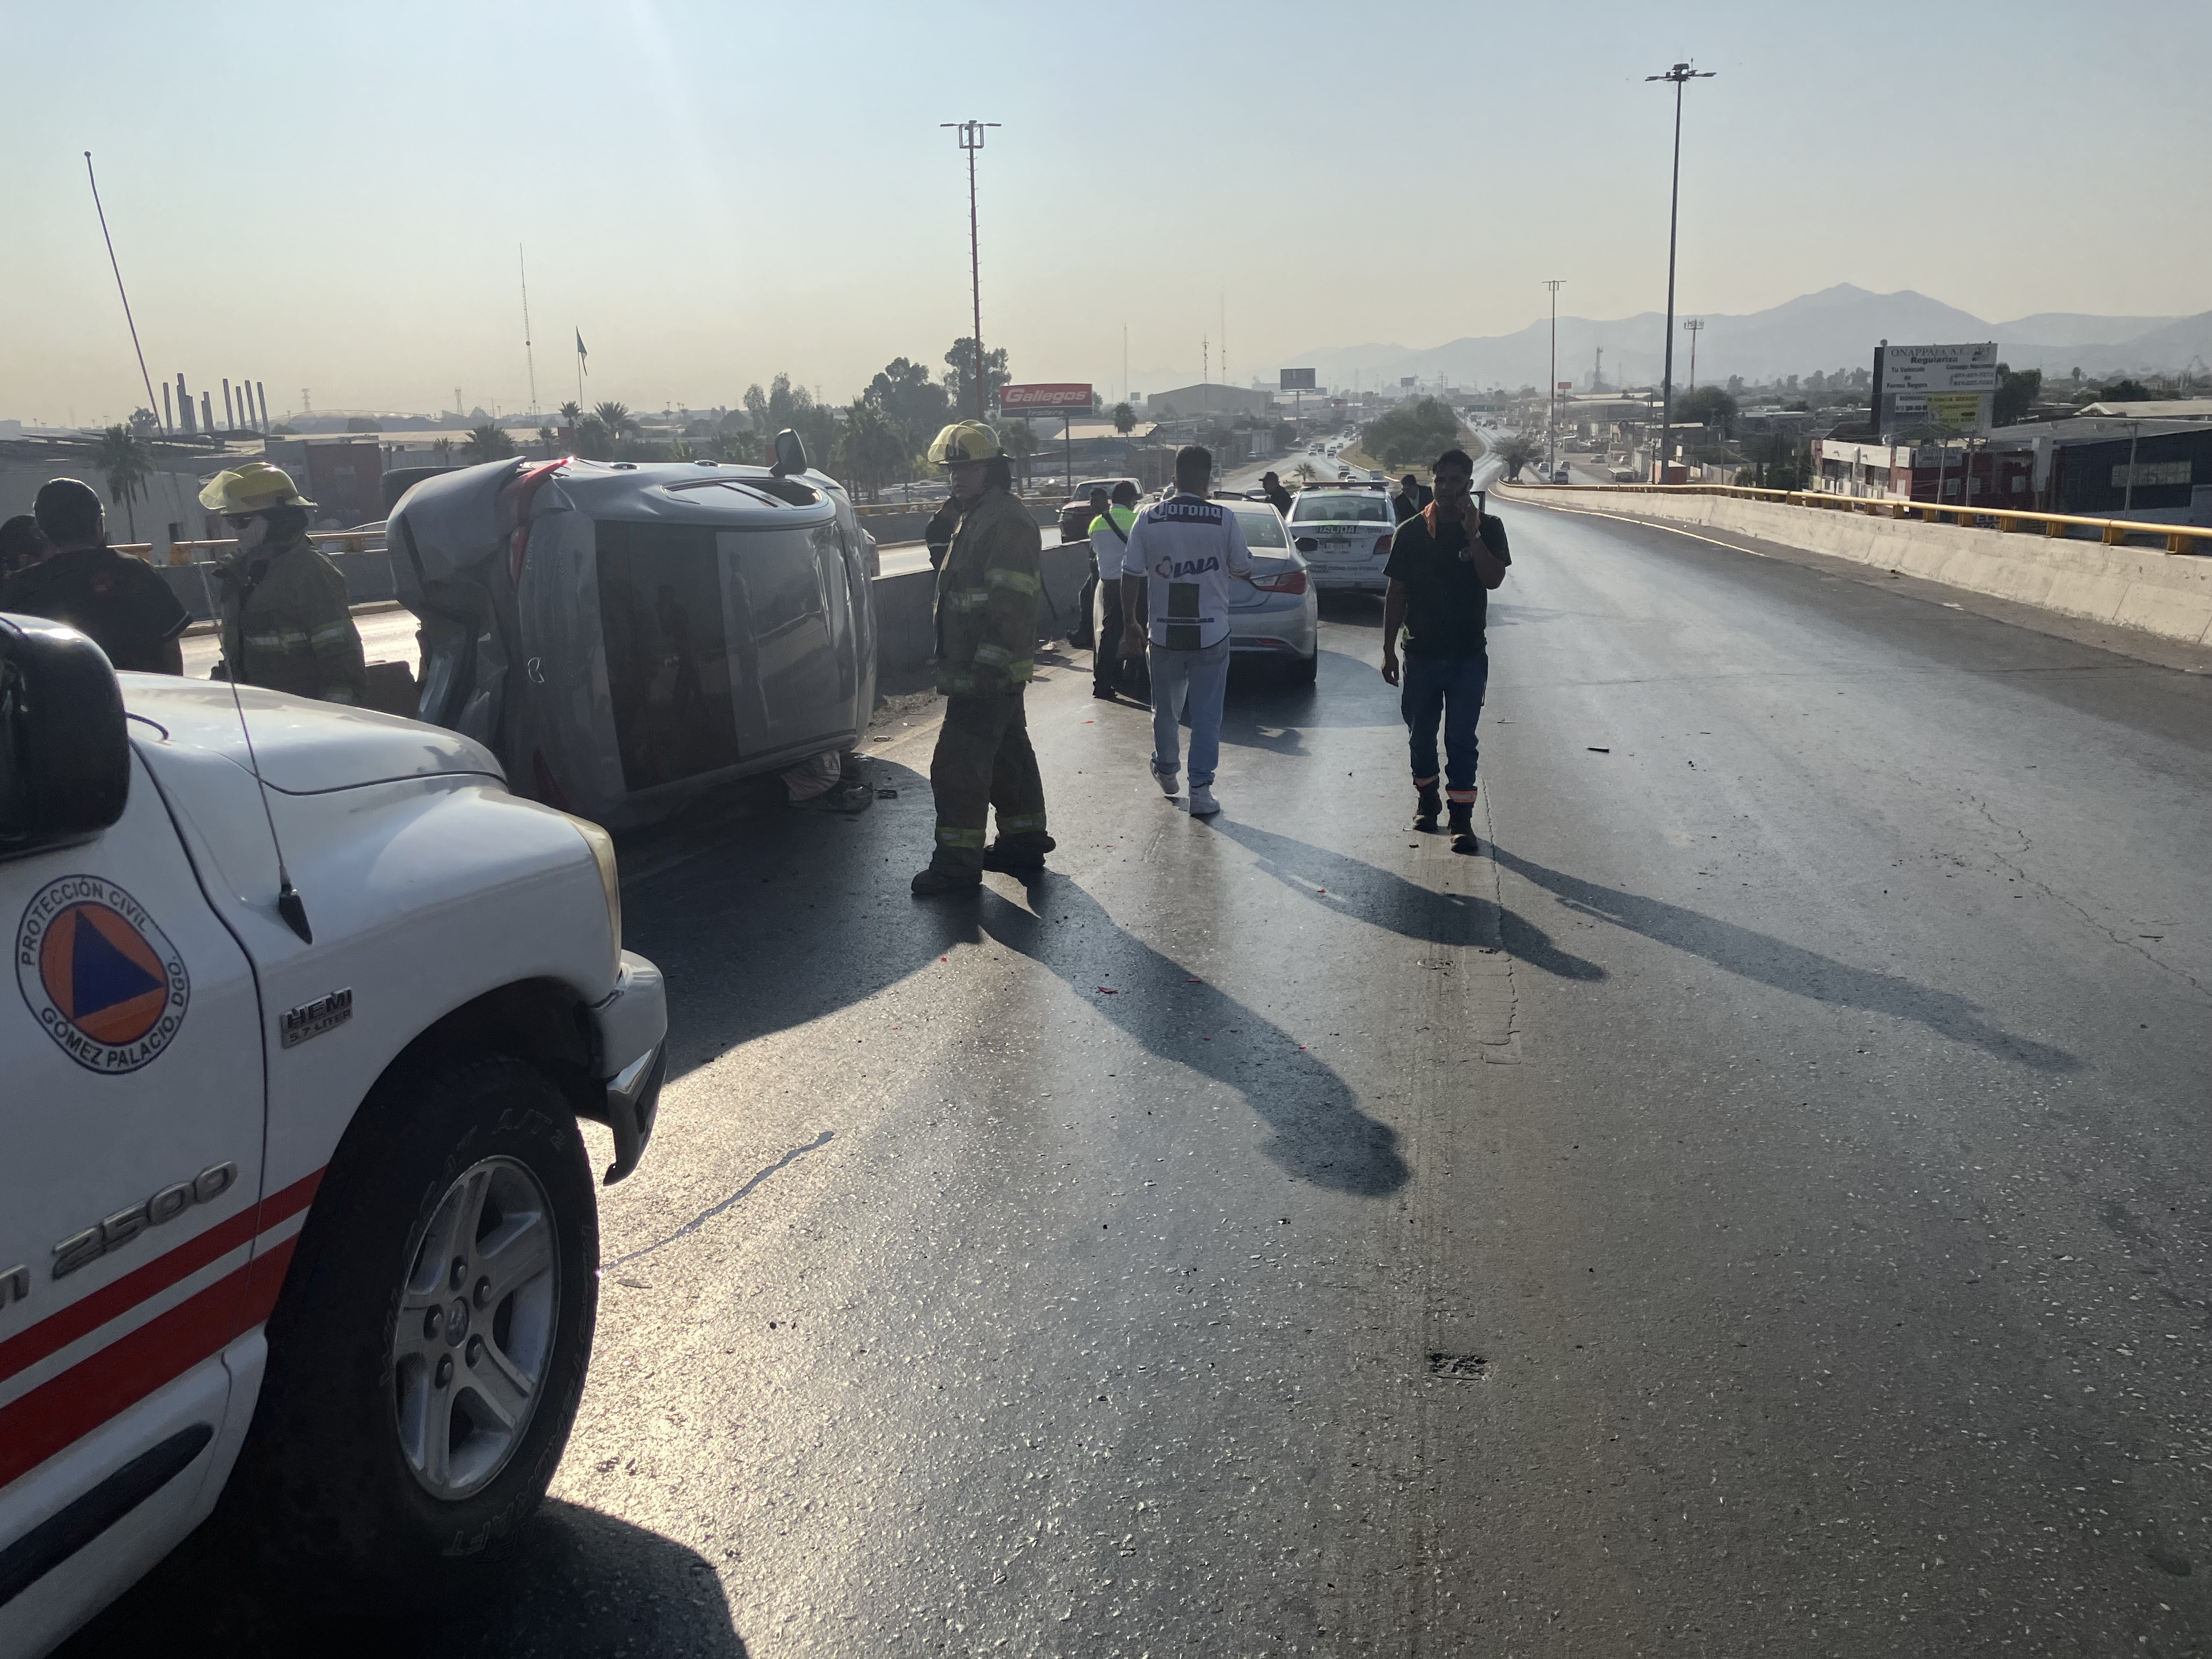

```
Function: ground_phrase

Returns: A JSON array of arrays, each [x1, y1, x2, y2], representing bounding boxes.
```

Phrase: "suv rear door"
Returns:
[[0, 744, 267, 1631]]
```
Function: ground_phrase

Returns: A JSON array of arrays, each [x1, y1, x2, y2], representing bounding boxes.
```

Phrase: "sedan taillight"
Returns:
[[1250, 569, 1309, 595], [1373, 534, 1393, 555]]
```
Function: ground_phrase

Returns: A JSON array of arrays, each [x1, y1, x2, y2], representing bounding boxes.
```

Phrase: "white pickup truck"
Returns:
[[0, 613, 666, 1655]]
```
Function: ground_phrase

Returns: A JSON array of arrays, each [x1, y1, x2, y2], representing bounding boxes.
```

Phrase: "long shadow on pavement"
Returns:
[[58, 1499, 746, 1659], [974, 875, 1409, 1197], [1204, 819, 1605, 980], [1487, 842, 2082, 1073]]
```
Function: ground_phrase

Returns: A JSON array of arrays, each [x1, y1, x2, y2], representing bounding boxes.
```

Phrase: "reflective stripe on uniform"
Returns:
[[985, 567, 1040, 596], [1447, 788, 1477, 805], [946, 589, 991, 612], [245, 630, 311, 653], [935, 824, 986, 849], [1006, 659, 1034, 682], [308, 620, 356, 646], [973, 642, 1013, 668], [997, 812, 1047, 833]]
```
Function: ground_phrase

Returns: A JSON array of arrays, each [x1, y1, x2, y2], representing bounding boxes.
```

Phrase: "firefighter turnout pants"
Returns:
[[928, 690, 1050, 877]]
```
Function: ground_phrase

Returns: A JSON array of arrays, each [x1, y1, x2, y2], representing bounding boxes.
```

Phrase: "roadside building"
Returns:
[[1143, 383, 1272, 420], [1807, 419, 2212, 524], [256, 434, 387, 529]]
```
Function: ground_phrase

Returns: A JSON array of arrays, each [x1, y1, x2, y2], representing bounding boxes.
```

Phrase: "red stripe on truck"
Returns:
[[0, 1169, 323, 1392]]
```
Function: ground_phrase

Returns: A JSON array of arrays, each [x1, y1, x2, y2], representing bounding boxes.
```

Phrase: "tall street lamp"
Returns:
[[1646, 61, 1713, 483], [941, 119, 1000, 419], [1545, 279, 1565, 477]]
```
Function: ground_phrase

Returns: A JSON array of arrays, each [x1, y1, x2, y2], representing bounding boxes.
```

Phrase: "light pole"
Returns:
[[1646, 61, 1713, 482], [941, 120, 1000, 419], [1682, 318, 1703, 392], [1544, 279, 1565, 477]]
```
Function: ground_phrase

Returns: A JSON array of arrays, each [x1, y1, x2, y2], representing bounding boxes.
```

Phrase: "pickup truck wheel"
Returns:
[[230, 1056, 597, 1605]]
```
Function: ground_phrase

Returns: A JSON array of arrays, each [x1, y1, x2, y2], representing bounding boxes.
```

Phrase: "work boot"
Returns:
[[911, 866, 982, 897], [1412, 786, 1442, 832], [981, 833, 1055, 874], [1448, 805, 1479, 855]]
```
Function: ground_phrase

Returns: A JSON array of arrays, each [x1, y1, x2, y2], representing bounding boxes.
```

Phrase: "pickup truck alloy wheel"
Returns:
[[226, 1055, 598, 1605], [391, 1155, 560, 1500]]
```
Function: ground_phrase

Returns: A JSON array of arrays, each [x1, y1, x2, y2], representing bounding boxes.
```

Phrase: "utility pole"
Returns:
[[83, 153, 165, 433], [520, 246, 539, 417], [1544, 280, 1565, 476], [1682, 318, 1704, 393], [1646, 61, 1713, 483], [941, 120, 1000, 419]]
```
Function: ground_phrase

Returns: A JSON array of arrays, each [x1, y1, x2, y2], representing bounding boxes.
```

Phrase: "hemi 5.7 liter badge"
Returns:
[[281, 988, 353, 1048]]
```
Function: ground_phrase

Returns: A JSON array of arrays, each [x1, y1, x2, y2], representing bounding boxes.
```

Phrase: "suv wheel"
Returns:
[[228, 1057, 598, 1604]]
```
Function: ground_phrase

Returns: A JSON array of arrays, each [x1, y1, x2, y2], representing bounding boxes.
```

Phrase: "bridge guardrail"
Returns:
[[1503, 482, 2212, 556]]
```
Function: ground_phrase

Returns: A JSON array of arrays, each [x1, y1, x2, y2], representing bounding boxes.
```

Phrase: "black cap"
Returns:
[[32, 478, 104, 545]]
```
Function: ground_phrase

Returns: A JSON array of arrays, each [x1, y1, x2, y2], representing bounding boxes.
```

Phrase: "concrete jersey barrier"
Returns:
[[1502, 484, 2212, 647]]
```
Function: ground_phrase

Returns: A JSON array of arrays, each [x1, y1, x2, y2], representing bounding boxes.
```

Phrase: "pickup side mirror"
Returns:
[[0, 615, 132, 861], [770, 428, 810, 477]]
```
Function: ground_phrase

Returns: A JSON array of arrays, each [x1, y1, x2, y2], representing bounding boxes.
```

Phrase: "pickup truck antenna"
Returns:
[[223, 668, 312, 943]]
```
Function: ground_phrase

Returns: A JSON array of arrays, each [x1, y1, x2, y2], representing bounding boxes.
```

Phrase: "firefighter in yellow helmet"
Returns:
[[911, 420, 1052, 896], [198, 462, 368, 706]]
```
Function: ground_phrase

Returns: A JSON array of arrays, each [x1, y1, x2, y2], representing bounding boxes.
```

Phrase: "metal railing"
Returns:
[[109, 531, 387, 566], [1502, 481, 2212, 555]]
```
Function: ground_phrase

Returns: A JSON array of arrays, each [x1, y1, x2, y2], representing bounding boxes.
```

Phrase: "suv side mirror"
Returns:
[[0, 615, 131, 861], [770, 428, 810, 477]]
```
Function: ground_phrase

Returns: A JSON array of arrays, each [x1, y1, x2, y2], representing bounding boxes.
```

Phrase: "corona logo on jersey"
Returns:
[[16, 876, 190, 1073]]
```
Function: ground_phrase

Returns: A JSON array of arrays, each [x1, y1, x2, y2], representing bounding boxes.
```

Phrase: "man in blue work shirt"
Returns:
[[1380, 447, 1510, 854], [1119, 445, 1251, 817]]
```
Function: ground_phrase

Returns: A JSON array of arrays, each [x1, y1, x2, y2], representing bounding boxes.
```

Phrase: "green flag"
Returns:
[[575, 329, 588, 374]]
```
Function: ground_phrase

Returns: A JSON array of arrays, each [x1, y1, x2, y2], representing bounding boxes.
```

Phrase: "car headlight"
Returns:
[[563, 812, 623, 977]]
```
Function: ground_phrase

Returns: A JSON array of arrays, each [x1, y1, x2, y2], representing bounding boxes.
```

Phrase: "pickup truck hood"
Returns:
[[120, 674, 504, 794]]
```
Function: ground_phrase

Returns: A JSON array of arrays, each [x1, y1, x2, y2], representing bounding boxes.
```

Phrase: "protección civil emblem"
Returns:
[[17, 876, 190, 1074]]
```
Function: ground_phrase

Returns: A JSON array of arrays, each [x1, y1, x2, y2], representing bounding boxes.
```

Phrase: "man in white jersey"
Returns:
[[1118, 444, 1252, 816]]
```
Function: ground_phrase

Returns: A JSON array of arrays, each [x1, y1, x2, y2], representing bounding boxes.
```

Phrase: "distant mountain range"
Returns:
[[1288, 285, 2212, 393]]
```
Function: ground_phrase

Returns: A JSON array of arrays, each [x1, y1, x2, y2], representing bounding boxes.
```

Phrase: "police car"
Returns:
[[1285, 481, 1400, 593], [0, 612, 665, 1653]]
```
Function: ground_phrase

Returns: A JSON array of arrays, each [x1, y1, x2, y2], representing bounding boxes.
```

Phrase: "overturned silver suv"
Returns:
[[389, 436, 879, 828]]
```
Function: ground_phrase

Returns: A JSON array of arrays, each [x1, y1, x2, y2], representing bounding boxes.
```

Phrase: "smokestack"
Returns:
[[178, 373, 195, 435], [223, 379, 235, 431], [200, 392, 213, 436], [162, 383, 173, 431], [257, 383, 269, 430]]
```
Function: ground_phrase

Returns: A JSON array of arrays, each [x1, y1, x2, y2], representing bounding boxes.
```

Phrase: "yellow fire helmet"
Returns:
[[926, 420, 1003, 467], [198, 460, 315, 514]]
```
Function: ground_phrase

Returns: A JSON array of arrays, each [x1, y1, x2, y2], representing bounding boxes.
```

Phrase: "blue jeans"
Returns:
[[1150, 636, 1232, 787], [1401, 651, 1488, 804]]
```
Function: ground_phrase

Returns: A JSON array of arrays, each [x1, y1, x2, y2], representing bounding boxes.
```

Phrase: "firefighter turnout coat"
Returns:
[[933, 486, 1042, 696], [217, 534, 370, 704]]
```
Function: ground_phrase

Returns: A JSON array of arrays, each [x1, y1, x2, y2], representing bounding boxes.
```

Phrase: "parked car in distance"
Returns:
[[1286, 482, 1396, 593]]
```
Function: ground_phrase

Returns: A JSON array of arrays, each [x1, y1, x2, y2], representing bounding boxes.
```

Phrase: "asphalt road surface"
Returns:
[[80, 496, 2211, 1656]]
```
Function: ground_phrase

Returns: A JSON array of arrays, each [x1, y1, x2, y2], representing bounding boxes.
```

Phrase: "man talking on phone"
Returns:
[[1380, 447, 1509, 854]]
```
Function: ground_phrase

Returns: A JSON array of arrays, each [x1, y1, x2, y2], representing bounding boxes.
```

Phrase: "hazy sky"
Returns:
[[7, 0, 2208, 425]]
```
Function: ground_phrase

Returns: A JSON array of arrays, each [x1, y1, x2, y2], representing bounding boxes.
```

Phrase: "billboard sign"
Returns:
[[1877, 342, 1997, 435], [1279, 368, 1316, 391], [1000, 382, 1093, 413]]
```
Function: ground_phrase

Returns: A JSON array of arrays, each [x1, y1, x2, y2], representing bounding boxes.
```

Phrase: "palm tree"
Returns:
[[1291, 460, 1319, 483], [574, 415, 612, 461], [591, 400, 637, 454], [558, 400, 583, 429], [836, 400, 905, 501], [1113, 403, 1136, 437], [462, 423, 517, 462], [432, 437, 455, 467], [537, 425, 558, 456], [1495, 435, 1540, 481], [94, 425, 151, 539]]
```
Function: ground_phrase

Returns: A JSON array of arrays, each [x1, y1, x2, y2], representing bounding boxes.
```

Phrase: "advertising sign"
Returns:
[[1279, 368, 1317, 391], [1877, 342, 1997, 436], [1000, 382, 1093, 412]]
